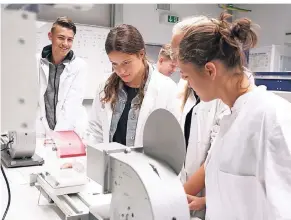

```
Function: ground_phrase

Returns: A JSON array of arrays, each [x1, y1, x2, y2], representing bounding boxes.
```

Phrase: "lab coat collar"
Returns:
[[231, 85, 267, 113], [231, 92, 252, 113], [39, 52, 75, 89], [41, 44, 75, 65]]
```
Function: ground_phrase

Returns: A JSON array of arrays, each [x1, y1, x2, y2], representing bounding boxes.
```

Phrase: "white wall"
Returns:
[[38, 4, 111, 27], [121, 4, 291, 47], [82, 4, 224, 113], [235, 4, 291, 47], [122, 4, 222, 44]]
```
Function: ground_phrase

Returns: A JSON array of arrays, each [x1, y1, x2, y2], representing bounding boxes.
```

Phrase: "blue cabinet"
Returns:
[[255, 72, 291, 92]]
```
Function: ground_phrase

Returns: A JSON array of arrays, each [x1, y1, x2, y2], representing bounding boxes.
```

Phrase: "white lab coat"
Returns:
[[85, 65, 180, 147], [179, 69, 255, 183], [177, 78, 229, 220], [178, 78, 229, 184], [205, 85, 291, 220], [36, 54, 88, 137]]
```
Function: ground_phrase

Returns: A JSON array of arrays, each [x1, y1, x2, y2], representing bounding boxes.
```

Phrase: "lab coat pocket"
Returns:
[[218, 171, 272, 220]]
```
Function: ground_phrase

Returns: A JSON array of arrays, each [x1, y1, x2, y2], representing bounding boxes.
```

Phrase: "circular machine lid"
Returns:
[[143, 108, 186, 175]]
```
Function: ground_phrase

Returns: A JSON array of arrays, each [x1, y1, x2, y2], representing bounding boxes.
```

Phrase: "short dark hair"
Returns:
[[51, 16, 76, 35]]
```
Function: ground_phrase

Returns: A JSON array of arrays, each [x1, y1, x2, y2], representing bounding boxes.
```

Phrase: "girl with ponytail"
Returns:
[[180, 12, 291, 219]]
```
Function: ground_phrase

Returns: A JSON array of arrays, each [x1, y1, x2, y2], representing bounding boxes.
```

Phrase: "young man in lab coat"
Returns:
[[156, 44, 177, 77], [36, 17, 88, 137]]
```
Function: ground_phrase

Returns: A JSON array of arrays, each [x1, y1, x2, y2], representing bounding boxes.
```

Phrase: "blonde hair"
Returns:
[[177, 80, 191, 111], [158, 43, 172, 60], [173, 16, 209, 110], [172, 15, 209, 35]]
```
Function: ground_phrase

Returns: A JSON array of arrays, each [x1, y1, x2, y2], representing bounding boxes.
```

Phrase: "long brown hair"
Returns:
[[101, 24, 149, 110]]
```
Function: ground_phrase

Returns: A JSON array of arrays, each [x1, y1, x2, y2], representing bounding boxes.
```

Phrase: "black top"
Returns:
[[113, 85, 139, 145], [184, 91, 200, 151]]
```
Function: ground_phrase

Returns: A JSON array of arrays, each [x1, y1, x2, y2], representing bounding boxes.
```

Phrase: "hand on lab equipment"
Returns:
[[187, 195, 206, 211], [60, 161, 85, 173], [61, 163, 73, 169], [44, 131, 86, 172]]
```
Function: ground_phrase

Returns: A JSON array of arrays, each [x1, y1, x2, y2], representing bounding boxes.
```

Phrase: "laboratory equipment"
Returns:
[[31, 108, 190, 219], [1, 9, 43, 168]]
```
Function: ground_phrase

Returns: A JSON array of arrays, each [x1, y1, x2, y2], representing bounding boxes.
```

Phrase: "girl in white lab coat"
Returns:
[[177, 79, 228, 219], [177, 71, 253, 219], [85, 24, 179, 147], [172, 18, 256, 219], [178, 12, 291, 220], [171, 18, 230, 219]]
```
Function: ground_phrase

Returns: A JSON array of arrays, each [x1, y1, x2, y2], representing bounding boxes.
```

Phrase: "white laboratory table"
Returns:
[[1, 139, 196, 220], [0, 138, 98, 220], [1, 168, 64, 220]]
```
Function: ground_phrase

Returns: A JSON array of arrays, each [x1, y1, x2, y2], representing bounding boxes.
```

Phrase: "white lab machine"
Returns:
[[86, 109, 189, 220], [1, 9, 44, 168], [31, 108, 190, 220]]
